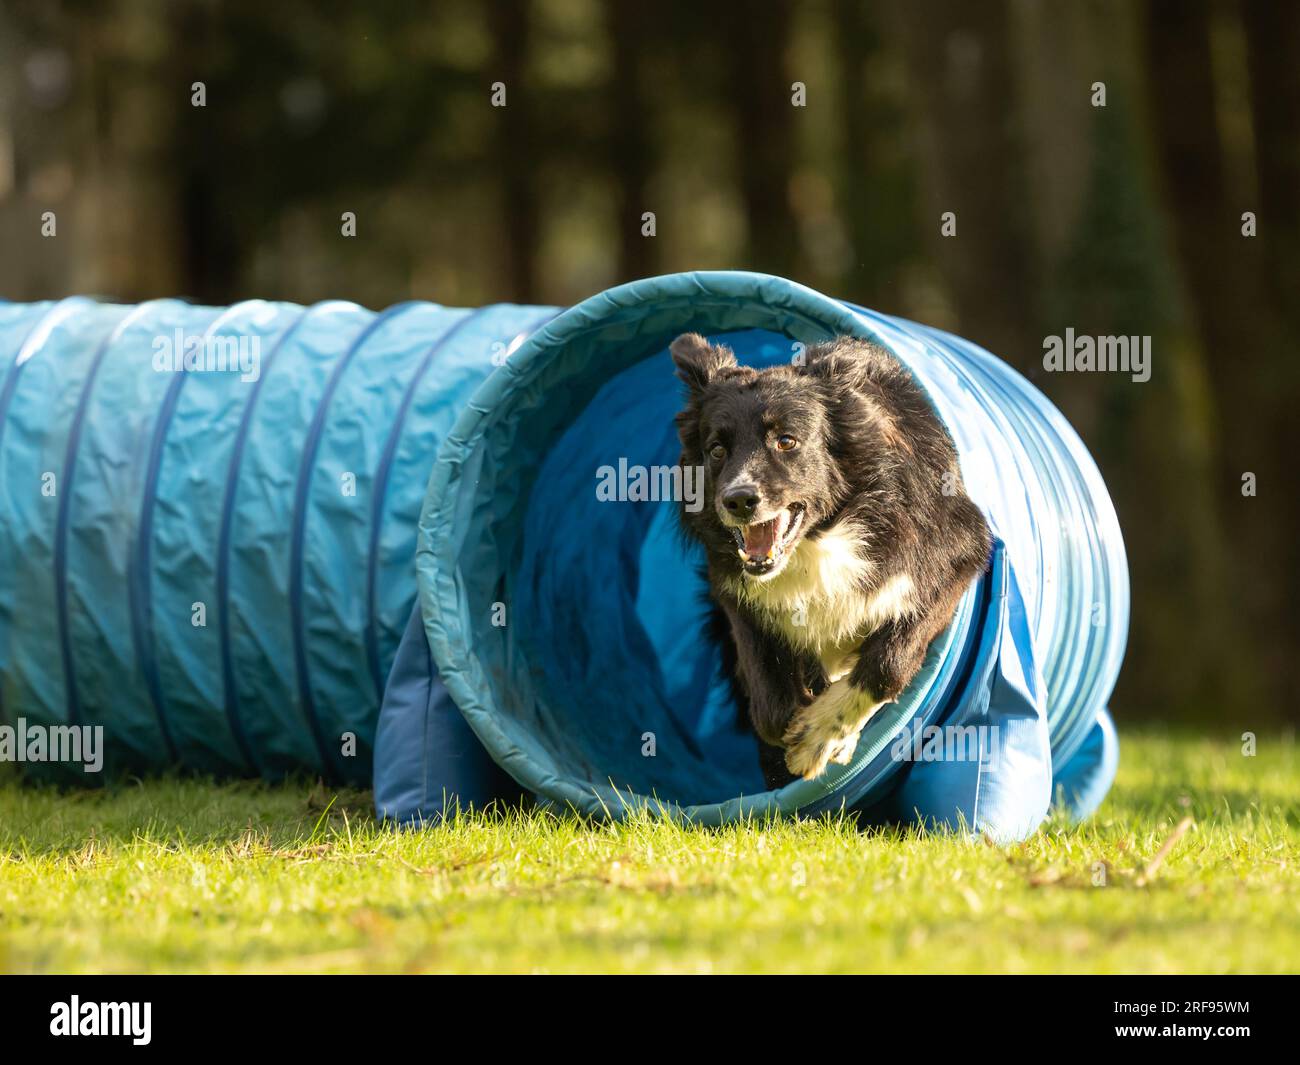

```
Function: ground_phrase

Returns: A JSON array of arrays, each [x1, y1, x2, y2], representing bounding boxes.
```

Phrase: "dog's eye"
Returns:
[[708, 443, 726, 462], [775, 434, 798, 452]]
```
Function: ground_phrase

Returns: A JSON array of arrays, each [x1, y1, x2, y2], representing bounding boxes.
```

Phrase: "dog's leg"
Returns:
[[782, 599, 954, 780], [720, 598, 823, 749], [781, 675, 887, 779]]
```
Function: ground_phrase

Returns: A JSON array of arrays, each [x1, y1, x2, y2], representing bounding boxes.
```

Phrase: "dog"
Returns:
[[670, 333, 992, 786]]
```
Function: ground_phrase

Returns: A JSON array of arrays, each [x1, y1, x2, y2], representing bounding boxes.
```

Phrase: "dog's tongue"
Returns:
[[742, 511, 788, 560]]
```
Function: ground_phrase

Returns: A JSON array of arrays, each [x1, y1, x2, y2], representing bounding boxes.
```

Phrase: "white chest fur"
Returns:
[[723, 523, 915, 679]]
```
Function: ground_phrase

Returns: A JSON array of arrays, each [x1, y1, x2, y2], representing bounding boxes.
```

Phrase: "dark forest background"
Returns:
[[0, 0, 1296, 730]]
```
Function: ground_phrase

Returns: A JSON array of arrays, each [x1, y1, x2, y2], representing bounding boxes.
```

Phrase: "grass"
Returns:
[[1, 729, 1297, 974]]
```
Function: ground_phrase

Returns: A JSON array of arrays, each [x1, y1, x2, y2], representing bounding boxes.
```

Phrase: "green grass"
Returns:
[[1, 729, 1297, 974]]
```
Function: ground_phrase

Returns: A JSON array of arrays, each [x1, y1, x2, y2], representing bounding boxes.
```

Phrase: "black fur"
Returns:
[[670, 333, 992, 786]]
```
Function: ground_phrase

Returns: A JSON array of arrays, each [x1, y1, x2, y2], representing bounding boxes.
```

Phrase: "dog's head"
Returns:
[[670, 333, 851, 581]]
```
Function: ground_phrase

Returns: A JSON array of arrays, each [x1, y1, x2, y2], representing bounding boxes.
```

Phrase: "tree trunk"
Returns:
[[488, 0, 538, 302], [606, 1, 656, 283], [893, 0, 1040, 369], [726, 0, 799, 278], [1142, 0, 1298, 710]]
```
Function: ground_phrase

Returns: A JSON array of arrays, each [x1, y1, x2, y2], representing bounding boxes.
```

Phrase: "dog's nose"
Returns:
[[721, 485, 760, 520]]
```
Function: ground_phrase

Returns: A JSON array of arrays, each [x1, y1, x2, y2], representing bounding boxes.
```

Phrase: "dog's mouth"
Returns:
[[729, 504, 806, 576]]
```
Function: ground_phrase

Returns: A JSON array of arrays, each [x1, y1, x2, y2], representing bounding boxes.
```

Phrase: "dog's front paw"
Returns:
[[782, 721, 861, 780], [780, 678, 882, 781]]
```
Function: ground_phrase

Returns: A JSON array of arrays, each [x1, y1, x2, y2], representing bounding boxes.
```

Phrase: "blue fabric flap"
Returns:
[[883, 540, 1053, 842], [373, 601, 524, 823]]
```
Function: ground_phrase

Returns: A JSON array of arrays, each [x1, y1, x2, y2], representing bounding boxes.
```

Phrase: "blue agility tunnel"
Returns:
[[0, 272, 1126, 841]]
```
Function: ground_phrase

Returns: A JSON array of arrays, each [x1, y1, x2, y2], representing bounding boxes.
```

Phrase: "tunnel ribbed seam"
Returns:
[[133, 303, 265, 765], [213, 305, 314, 773], [363, 307, 562, 699], [364, 307, 486, 699], [0, 299, 94, 727], [55, 302, 161, 726], [290, 302, 422, 778]]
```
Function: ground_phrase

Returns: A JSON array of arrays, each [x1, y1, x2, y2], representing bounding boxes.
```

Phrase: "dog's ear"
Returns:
[[799, 339, 895, 390], [670, 333, 737, 393], [799, 344, 856, 381]]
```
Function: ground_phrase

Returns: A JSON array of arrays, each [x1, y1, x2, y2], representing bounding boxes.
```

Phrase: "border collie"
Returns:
[[670, 333, 991, 786]]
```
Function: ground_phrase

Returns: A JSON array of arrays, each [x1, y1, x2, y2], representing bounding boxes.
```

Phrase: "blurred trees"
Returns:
[[0, 0, 1295, 726]]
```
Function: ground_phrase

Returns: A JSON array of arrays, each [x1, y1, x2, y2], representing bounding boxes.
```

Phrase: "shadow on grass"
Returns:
[[3, 729, 1296, 854], [0, 771, 382, 853]]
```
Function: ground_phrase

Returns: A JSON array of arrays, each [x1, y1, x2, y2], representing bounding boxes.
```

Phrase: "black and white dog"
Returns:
[[670, 333, 991, 786]]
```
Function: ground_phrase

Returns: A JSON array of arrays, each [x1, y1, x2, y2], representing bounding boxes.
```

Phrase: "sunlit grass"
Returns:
[[1, 730, 1296, 973]]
